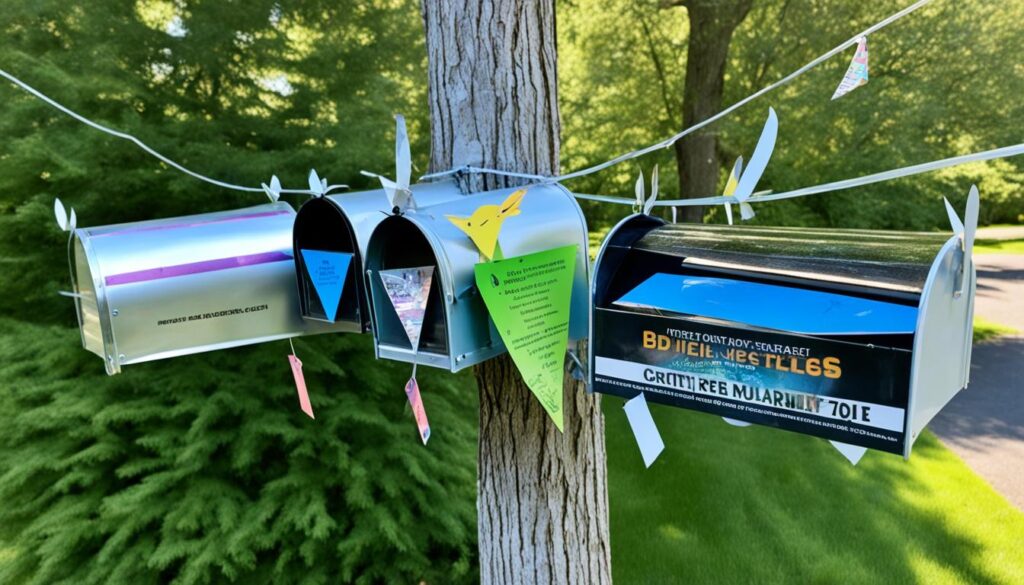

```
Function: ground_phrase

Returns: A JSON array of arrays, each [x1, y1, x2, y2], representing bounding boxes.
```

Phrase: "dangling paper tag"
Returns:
[[830, 440, 867, 465], [379, 266, 435, 349], [623, 393, 664, 468], [405, 377, 431, 444], [301, 249, 353, 322], [832, 37, 869, 100], [288, 354, 314, 419], [475, 245, 577, 431], [447, 189, 526, 261]]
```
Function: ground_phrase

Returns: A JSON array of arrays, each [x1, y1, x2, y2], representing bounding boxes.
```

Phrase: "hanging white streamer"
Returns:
[[421, 0, 934, 184], [0, 68, 346, 197], [572, 142, 1024, 209]]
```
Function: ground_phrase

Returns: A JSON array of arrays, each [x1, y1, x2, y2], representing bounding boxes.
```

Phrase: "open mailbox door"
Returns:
[[589, 217, 976, 458], [364, 183, 590, 372], [291, 180, 465, 331]]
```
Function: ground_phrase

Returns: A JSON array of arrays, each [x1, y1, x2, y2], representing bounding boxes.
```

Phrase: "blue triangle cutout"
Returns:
[[301, 249, 353, 322]]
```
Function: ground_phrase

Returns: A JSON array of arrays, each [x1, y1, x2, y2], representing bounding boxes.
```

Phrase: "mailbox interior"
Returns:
[[293, 197, 365, 330], [590, 217, 955, 456], [365, 216, 451, 361]]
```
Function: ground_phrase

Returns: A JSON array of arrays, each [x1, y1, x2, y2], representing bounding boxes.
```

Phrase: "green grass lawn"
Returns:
[[605, 401, 1024, 584], [974, 317, 1020, 343], [974, 239, 1024, 255]]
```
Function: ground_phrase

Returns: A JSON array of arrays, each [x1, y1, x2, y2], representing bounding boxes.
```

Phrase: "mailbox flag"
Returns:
[[475, 245, 578, 431], [379, 266, 435, 350], [300, 249, 353, 323]]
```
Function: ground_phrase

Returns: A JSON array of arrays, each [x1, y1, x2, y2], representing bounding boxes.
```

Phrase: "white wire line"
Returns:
[[0, 68, 345, 197], [420, 0, 934, 184], [572, 142, 1024, 208]]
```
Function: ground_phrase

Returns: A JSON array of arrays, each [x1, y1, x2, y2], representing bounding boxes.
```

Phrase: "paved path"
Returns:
[[976, 225, 1024, 241], [930, 254, 1024, 510], [973, 255, 1024, 331]]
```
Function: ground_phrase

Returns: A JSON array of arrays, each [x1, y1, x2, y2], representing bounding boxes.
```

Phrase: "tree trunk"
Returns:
[[674, 0, 753, 223], [420, 1, 612, 583]]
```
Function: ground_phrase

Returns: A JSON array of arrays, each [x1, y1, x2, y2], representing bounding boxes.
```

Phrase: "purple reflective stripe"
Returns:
[[105, 251, 293, 286], [91, 210, 292, 238]]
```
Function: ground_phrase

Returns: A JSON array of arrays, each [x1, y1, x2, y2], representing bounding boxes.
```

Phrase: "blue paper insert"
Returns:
[[613, 273, 917, 336], [300, 249, 353, 322]]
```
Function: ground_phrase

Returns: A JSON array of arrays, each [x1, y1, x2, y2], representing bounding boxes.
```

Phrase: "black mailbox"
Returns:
[[589, 215, 976, 458]]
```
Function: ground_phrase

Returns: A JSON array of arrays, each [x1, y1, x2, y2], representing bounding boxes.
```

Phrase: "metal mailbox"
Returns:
[[291, 180, 465, 330], [364, 183, 590, 372], [589, 215, 976, 458], [70, 202, 346, 375]]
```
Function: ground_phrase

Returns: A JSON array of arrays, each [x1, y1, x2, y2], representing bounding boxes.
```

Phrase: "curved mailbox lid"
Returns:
[[81, 203, 296, 281], [310, 179, 464, 258], [632, 224, 949, 296]]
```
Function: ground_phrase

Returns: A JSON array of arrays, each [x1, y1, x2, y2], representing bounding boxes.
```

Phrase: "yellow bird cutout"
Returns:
[[446, 189, 526, 261]]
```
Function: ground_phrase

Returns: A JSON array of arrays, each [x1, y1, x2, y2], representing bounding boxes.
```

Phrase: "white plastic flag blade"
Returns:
[[722, 417, 752, 427], [831, 37, 869, 100], [964, 185, 979, 260], [53, 198, 68, 231], [395, 114, 411, 190], [732, 109, 778, 220], [379, 267, 435, 349], [944, 197, 965, 235], [623, 393, 665, 468], [830, 440, 868, 466]]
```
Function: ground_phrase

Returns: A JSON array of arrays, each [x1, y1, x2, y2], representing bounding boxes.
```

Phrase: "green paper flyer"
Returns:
[[474, 244, 578, 431]]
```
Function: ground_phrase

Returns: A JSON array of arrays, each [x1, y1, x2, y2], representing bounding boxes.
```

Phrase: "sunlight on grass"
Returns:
[[974, 239, 1024, 255], [605, 403, 1024, 585], [974, 317, 1019, 344]]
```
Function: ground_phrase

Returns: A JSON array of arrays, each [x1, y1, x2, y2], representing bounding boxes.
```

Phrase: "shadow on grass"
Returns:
[[605, 399, 1024, 585]]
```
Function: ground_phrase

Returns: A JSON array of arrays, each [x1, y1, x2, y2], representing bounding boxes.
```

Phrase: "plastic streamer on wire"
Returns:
[[0, 68, 346, 199], [420, 0, 934, 186], [572, 142, 1024, 211]]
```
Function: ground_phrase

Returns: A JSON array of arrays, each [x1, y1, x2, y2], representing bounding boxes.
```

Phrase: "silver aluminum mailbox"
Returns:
[[364, 183, 590, 372], [292, 180, 465, 330], [71, 202, 347, 375], [589, 215, 976, 458]]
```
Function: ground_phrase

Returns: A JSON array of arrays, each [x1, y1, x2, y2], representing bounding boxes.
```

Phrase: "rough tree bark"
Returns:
[[420, 1, 612, 583], [669, 0, 753, 223]]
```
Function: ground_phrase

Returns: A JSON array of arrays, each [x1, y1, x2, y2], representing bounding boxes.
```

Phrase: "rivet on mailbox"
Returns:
[[589, 189, 979, 459]]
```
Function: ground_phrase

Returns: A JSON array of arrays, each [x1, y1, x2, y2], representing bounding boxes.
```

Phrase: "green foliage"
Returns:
[[559, 0, 1024, 232], [0, 320, 477, 584], [0, 1, 477, 583], [973, 317, 1019, 344], [975, 238, 1024, 255]]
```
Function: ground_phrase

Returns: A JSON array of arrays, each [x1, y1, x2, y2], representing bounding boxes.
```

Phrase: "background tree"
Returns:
[[421, 0, 612, 582], [559, 0, 1024, 229], [668, 0, 753, 222]]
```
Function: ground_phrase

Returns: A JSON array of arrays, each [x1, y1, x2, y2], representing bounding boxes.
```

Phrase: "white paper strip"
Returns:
[[623, 393, 665, 468], [830, 440, 868, 466]]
